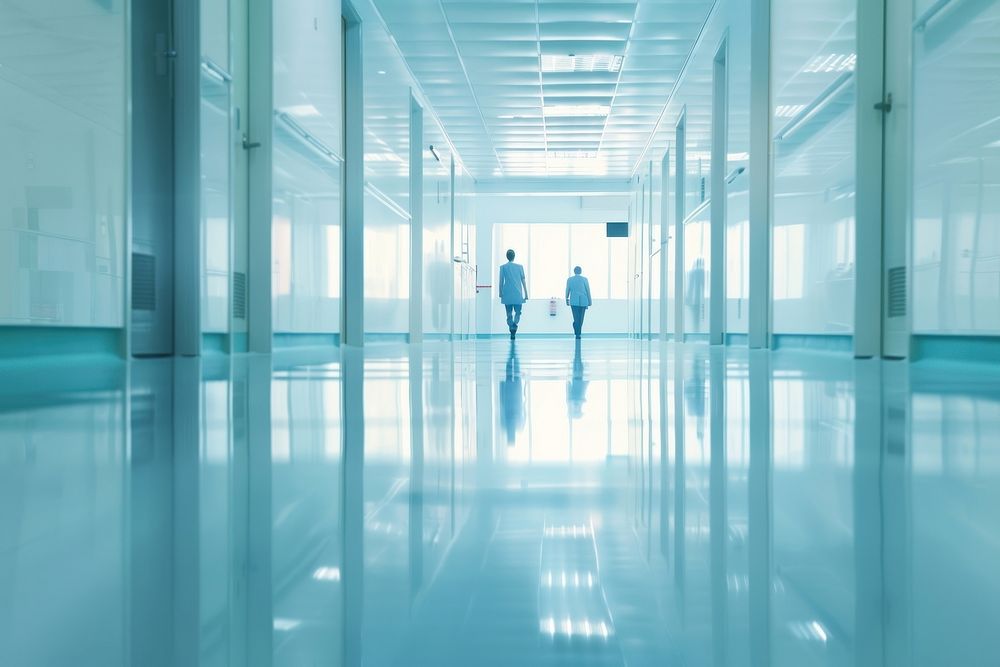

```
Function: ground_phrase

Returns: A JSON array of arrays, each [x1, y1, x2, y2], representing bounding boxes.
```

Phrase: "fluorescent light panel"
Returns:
[[543, 104, 611, 118], [541, 54, 624, 73]]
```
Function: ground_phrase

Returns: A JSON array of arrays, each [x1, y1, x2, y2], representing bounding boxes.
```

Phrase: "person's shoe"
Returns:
[[575, 334, 581, 339], [510, 332, 516, 341]]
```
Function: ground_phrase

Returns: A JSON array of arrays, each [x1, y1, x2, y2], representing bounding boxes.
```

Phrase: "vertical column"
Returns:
[[410, 96, 424, 344], [710, 41, 729, 346], [855, 0, 888, 358], [748, 0, 772, 349], [747, 350, 771, 666], [881, 0, 914, 358], [674, 116, 687, 342], [247, 0, 273, 353], [342, 13, 365, 346], [660, 150, 671, 341], [174, 0, 202, 356]]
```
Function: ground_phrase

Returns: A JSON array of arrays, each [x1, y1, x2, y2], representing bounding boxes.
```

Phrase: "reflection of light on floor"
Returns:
[[787, 620, 830, 643], [540, 569, 595, 589], [273, 618, 301, 631], [538, 616, 612, 640], [543, 524, 593, 538], [312, 566, 341, 582]]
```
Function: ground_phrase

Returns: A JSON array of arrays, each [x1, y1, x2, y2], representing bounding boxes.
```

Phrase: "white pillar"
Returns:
[[410, 94, 424, 344], [748, 0, 772, 349], [660, 150, 671, 341], [854, 0, 887, 358], [674, 114, 687, 342], [173, 0, 201, 356], [247, 0, 273, 353], [342, 12, 365, 346], [710, 39, 729, 345]]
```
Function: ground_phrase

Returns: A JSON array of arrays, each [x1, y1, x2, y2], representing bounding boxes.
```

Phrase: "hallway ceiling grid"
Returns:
[[372, 0, 715, 179]]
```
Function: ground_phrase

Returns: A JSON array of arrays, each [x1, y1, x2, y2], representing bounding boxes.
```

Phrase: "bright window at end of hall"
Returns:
[[529, 224, 569, 298], [570, 224, 610, 300]]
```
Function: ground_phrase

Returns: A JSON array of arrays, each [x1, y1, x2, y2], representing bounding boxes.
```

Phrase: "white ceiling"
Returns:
[[371, 0, 715, 179]]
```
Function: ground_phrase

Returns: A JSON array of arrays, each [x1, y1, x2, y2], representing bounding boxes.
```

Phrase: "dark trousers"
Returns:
[[505, 304, 522, 332], [571, 306, 587, 337]]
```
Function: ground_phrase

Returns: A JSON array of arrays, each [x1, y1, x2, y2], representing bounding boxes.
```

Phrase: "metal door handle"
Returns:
[[242, 134, 261, 150]]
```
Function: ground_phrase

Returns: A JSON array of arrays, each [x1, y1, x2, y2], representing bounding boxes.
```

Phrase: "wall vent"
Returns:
[[887, 266, 906, 318], [233, 271, 247, 319], [132, 253, 156, 311]]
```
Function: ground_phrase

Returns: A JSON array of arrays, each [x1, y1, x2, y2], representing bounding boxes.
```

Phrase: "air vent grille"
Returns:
[[887, 266, 906, 318], [132, 253, 156, 311], [233, 271, 247, 319]]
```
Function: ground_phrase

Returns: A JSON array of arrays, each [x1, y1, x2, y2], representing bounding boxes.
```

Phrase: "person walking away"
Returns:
[[565, 266, 592, 339], [499, 249, 528, 340]]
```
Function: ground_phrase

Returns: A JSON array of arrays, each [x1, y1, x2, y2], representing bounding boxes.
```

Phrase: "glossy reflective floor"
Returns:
[[2, 340, 999, 666]]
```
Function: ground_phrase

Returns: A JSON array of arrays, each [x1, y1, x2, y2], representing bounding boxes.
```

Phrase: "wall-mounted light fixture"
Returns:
[[429, 144, 441, 162]]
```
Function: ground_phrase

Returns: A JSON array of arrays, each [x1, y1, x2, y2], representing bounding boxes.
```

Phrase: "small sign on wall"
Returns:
[[606, 222, 628, 238]]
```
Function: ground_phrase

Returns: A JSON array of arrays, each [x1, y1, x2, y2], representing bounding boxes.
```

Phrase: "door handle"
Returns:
[[874, 93, 893, 113], [242, 134, 261, 150]]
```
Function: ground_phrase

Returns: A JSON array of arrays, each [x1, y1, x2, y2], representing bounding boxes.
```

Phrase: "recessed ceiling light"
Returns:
[[377, 70, 387, 75], [543, 104, 611, 118], [548, 150, 598, 159], [541, 54, 624, 73]]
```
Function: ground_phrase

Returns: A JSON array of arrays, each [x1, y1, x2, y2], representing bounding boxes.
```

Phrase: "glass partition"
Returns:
[[771, 0, 857, 334], [912, 0, 1000, 333], [272, 0, 344, 334], [0, 2, 126, 326]]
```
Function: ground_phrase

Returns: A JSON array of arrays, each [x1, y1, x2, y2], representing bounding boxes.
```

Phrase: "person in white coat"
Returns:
[[498, 249, 528, 340], [565, 266, 593, 339]]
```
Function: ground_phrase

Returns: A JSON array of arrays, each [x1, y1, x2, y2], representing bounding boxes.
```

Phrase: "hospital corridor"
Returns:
[[1, 0, 999, 665]]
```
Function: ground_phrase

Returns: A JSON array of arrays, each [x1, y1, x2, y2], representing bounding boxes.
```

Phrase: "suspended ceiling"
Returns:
[[372, 0, 716, 179]]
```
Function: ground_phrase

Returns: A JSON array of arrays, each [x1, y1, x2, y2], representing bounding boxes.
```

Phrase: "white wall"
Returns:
[[0, 1, 126, 327], [475, 191, 631, 335]]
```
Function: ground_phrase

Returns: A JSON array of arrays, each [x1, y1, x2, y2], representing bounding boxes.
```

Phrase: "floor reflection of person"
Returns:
[[566, 339, 588, 419], [499, 342, 525, 445], [684, 350, 708, 441]]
